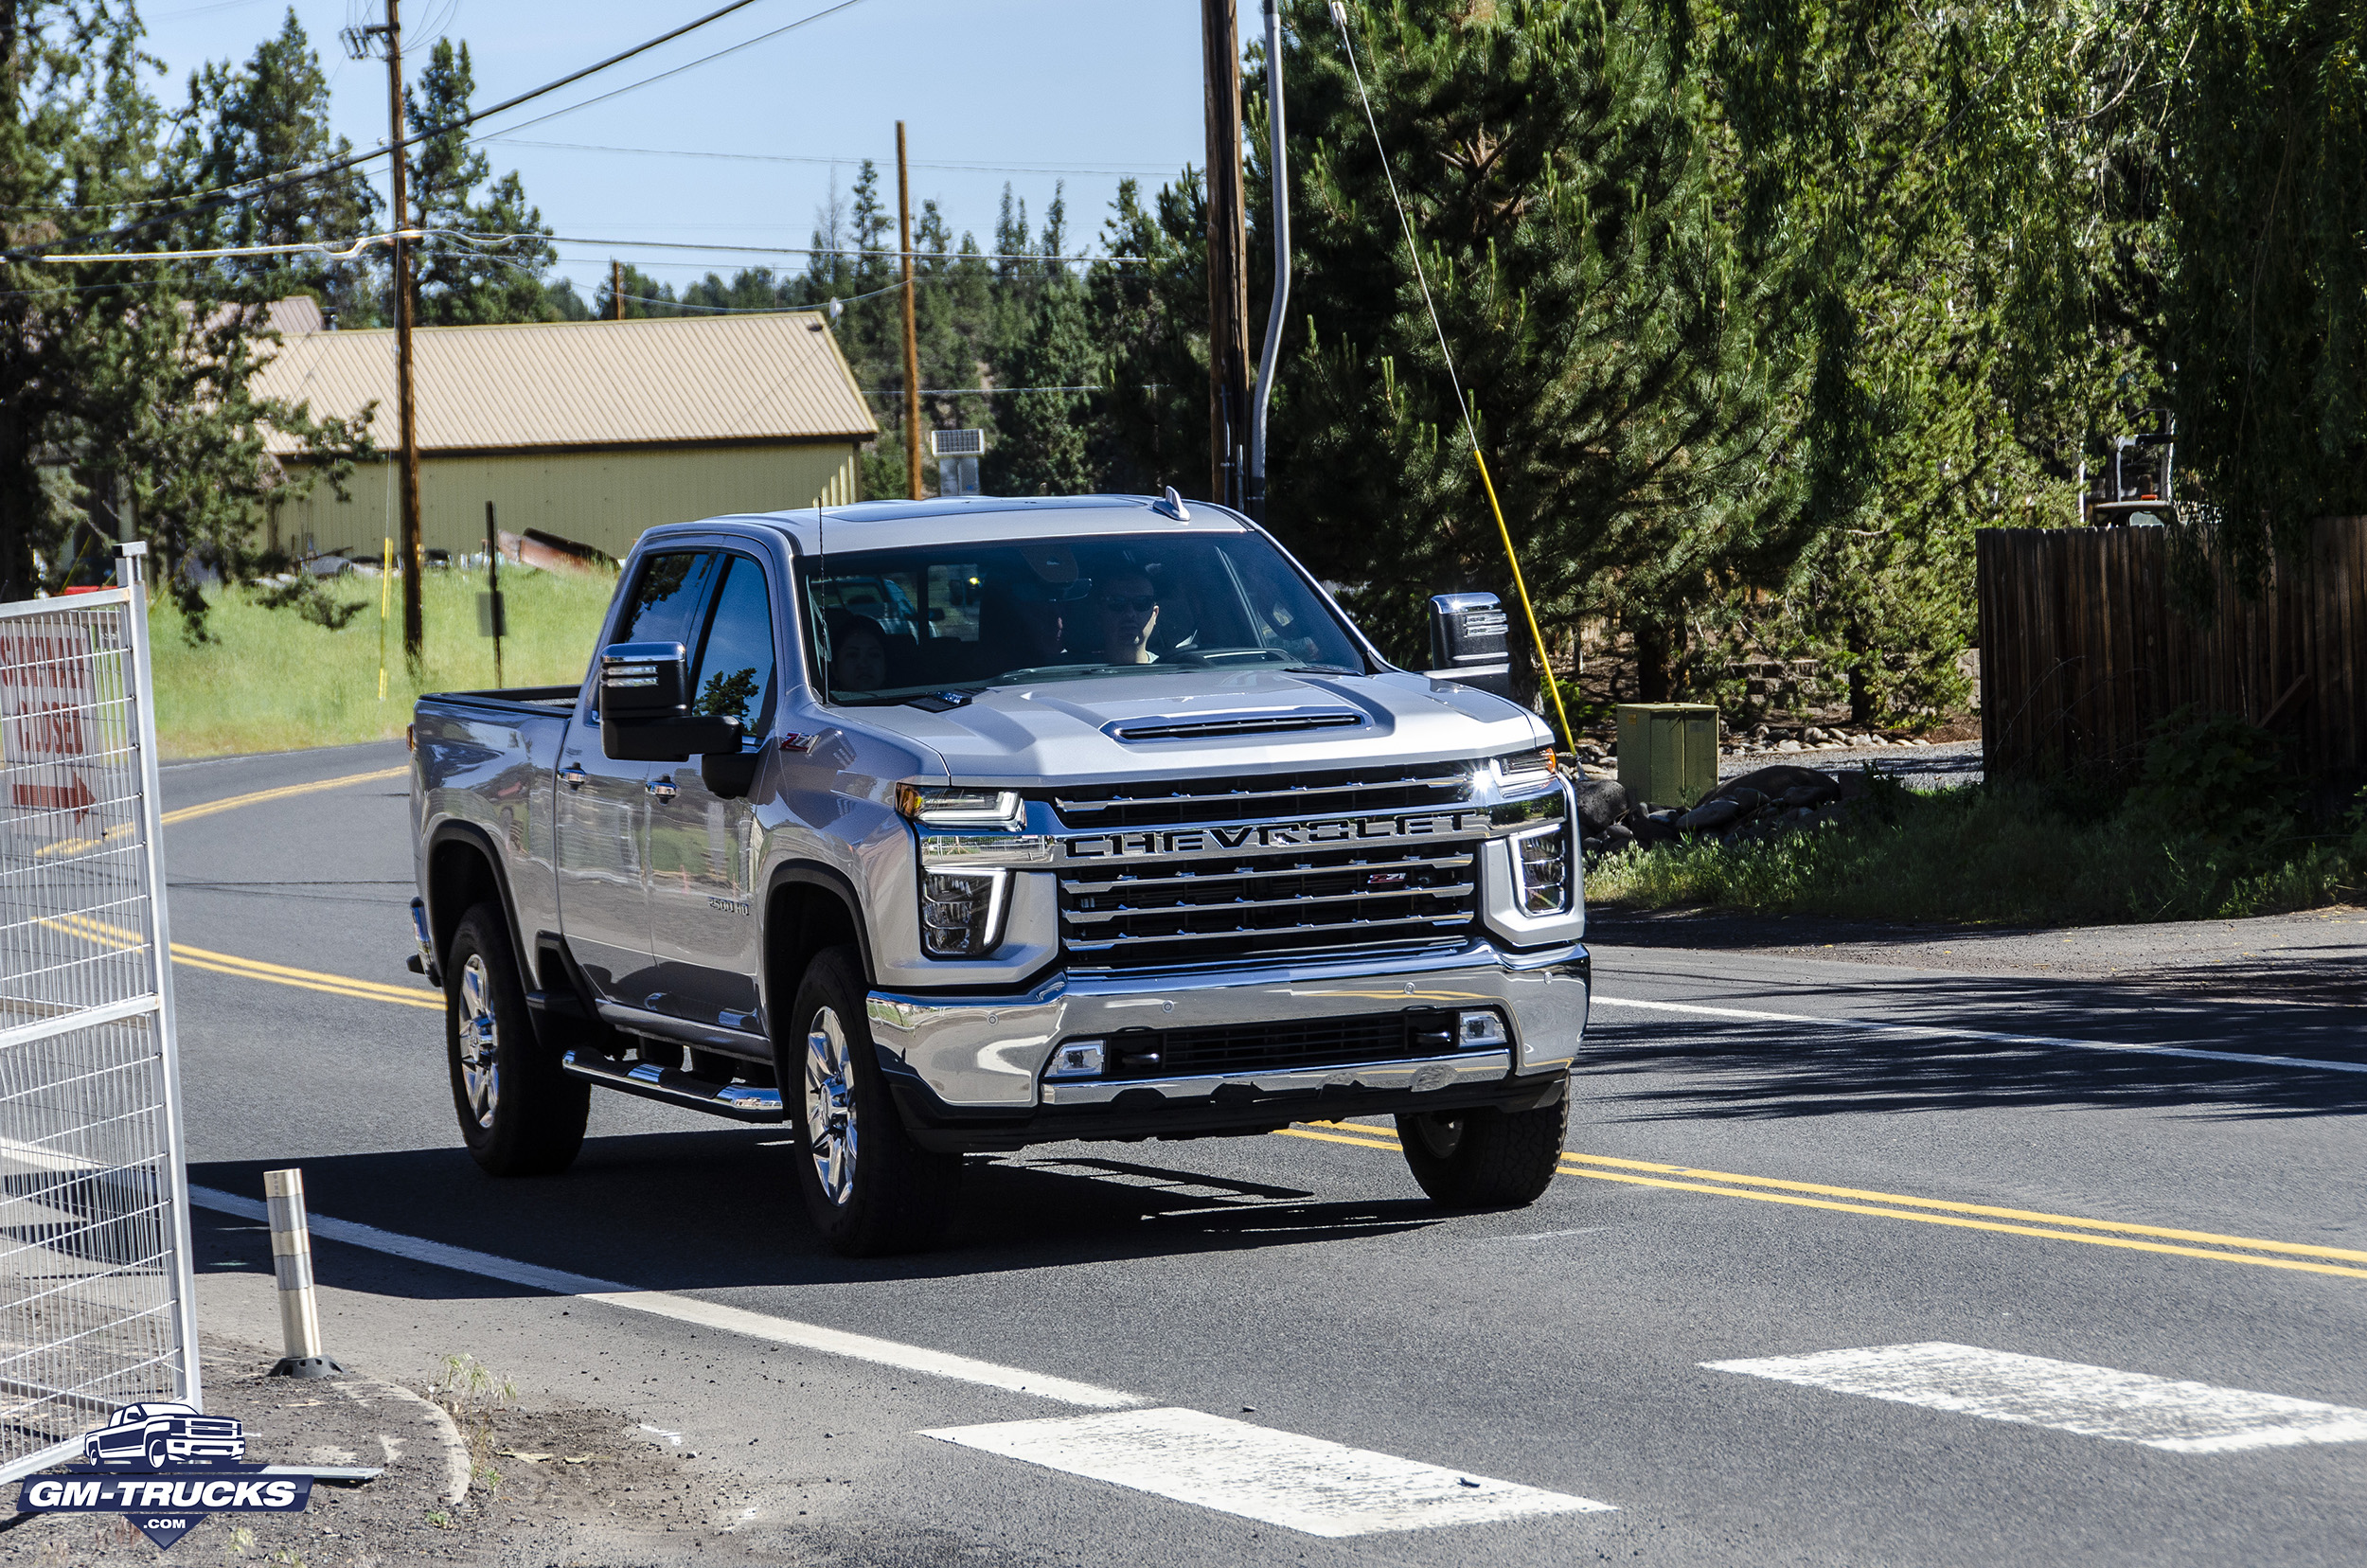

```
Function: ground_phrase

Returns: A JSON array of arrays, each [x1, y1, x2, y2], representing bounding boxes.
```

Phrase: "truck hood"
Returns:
[[837, 668, 1550, 785]]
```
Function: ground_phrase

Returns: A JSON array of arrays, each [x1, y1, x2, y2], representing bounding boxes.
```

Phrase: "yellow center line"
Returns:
[[1554, 1152, 2367, 1264], [1558, 1167, 2367, 1281], [36, 765, 409, 859], [38, 914, 442, 1011], [159, 766, 408, 828], [1272, 1124, 2360, 1281]]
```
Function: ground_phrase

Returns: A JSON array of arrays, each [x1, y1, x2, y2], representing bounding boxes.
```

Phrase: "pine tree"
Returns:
[[401, 39, 563, 325], [171, 9, 380, 322], [0, 1, 368, 609]]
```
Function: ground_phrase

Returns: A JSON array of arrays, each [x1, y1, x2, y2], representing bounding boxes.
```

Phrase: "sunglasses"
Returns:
[[1101, 594, 1157, 613]]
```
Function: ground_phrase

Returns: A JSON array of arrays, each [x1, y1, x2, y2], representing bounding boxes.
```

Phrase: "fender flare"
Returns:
[[756, 859, 876, 1083], [423, 820, 534, 988]]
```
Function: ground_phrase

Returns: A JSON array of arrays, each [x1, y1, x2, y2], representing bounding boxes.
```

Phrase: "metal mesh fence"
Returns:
[[0, 566, 196, 1481]]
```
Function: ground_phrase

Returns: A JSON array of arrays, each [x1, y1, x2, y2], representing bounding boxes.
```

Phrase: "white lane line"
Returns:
[[920, 1407, 1612, 1538], [1593, 995, 2367, 1075], [1705, 1343, 2367, 1453], [188, 1185, 1141, 1410]]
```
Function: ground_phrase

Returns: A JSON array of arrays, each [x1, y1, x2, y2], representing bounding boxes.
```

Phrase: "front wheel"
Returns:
[[446, 903, 589, 1176], [1396, 1089, 1570, 1208], [789, 946, 962, 1256]]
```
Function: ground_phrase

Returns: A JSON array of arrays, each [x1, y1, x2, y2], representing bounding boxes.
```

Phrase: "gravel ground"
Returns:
[[0, 1334, 820, 1568]]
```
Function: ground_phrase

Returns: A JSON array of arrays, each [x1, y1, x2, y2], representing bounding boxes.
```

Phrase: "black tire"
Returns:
[[787, 946, 961, 1256], [1396, 1088, 1570, 1208], [144, 1434, 167, 1470], [446, 902, 589, 1177]]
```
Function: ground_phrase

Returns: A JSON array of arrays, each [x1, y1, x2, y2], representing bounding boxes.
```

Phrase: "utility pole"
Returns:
[[896, 121, 923, 501], [612, 258, 625, 320], [347, 2, 425, 668], [1202, 0, 1251, 508]]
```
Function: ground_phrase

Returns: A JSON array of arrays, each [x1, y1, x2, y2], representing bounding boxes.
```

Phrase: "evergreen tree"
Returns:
[[987, 272, 1098, 496], [401, 39, 564, 325], [171, 9, 380, 322], [0, 1, 368, 609], [1243, 0, 1797, 693]]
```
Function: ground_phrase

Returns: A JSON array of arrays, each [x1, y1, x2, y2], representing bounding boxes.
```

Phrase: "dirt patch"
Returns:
[[0, 1335, 1012, 1568]]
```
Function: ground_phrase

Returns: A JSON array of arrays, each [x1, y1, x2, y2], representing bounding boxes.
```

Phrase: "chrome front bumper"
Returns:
[[863, 940, 1589, 1111]]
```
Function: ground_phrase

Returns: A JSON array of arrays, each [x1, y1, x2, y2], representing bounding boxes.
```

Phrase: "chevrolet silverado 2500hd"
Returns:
[[409, 494, 1589, 1255]]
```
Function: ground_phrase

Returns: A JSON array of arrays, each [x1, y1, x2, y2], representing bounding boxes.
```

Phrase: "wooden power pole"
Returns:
[[612, 258, 625, 320], [896, 121, 923, 501], [383, 0, 424, 669], [1202, 0, 1252, 508]]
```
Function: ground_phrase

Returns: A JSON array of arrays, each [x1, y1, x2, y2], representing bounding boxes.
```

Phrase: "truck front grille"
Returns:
[[1102, 1009, 1462, 1078], [1048, 760, 1472, 830]]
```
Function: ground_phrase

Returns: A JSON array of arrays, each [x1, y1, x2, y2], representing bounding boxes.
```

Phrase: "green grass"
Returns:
[[149, 567, 617, 757], [1584, 780, 2367, 926]]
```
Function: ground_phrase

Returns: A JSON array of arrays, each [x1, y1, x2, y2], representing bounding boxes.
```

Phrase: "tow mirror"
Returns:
[[1426, 593, 1514, 700], [597, 641, 743, 761], [598, 642, 689, 718]]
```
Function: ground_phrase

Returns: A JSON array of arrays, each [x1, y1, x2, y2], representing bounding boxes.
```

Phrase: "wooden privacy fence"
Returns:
[[1976, 518, 2367, 781]]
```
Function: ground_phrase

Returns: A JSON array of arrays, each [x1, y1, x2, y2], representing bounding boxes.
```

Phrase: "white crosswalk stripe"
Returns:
[[920, 1406, 1614, 1538], [1705, 1342, 2367, 1453]]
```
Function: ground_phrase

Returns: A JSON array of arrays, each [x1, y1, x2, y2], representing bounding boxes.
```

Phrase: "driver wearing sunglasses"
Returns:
[[1094, 571, 1161, 665]]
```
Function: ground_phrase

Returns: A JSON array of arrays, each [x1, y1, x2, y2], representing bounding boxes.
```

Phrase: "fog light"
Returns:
[[1457, 1009, 1508, 1049], [1046, 1041, 1106, 1078], [920, 869, 1006, 957]]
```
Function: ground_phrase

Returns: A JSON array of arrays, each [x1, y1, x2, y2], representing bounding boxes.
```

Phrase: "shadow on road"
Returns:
[[1579, 989, 2367, 1125], [191, 1132, 1444, 1301]]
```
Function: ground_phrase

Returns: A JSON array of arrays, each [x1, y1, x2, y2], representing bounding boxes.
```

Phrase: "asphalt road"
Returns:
[[157, 741, 2367, 1566]]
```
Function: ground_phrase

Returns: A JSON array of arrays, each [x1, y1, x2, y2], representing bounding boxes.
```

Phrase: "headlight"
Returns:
[[1494, 746, 1559, 785], [920, 869, 1007, 957], [1510, 821, 1571, 915], [897, 784, 1023, 829]]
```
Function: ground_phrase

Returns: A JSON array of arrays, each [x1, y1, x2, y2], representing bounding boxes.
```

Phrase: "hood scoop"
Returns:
[[1105, 707, 1366, 743]]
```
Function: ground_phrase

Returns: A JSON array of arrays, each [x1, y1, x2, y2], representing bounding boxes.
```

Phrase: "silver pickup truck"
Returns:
[[409, 494, 1589, 1255]]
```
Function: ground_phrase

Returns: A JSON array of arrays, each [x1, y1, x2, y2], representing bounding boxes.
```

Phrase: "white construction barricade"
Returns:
[[0, 543, 199, 1483]]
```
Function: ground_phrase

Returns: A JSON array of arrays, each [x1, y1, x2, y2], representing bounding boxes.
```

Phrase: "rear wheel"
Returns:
[[1397, 1088, 1569, 1208], [789, 946, 961, 1256], [445, 903, 589, 1176]]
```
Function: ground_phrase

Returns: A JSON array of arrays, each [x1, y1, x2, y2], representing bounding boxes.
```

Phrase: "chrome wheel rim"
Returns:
[[456, 953, 500, 1130], [803, 1007, 857, 1207]]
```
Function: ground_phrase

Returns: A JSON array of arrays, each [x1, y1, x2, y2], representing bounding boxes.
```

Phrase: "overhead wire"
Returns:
[[10, 0, 872, 257], [1326, 2, 1574, 752], [479, 137, 1182, 179]]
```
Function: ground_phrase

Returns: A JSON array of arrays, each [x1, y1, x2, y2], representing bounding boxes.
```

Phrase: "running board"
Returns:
[[560, 1050, 784, 1123]]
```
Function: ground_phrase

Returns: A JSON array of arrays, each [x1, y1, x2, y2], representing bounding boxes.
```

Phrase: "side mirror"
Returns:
[[597, 642, 744, 761], [598, 642, 689, 719], [1426, 593, 1514, 700]]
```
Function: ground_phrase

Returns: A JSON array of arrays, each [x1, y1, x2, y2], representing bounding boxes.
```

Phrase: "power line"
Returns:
[[481, 137, 1181, 179], [9, 0, 871, 258], [544, 235, 1149, 264], [470, 0, 875, 140]]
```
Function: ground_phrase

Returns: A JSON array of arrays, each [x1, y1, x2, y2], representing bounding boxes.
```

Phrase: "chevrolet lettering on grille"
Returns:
[[1063, 810, 1491, 861]]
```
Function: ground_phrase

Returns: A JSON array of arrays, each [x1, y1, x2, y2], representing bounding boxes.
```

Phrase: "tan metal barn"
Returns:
[[253, 311, 878, 563]]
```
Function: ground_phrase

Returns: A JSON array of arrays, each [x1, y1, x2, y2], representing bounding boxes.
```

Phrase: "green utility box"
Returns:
[[1616, 704, 1720, 809]]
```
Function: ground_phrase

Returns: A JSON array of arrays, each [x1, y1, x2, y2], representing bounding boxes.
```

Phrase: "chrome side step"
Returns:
[[560, 1050, 783, 1123]]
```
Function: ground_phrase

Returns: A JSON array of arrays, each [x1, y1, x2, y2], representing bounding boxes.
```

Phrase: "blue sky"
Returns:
[[136, 0, 1231, 300]]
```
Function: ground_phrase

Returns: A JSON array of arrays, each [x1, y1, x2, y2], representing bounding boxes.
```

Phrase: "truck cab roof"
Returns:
[[659, 494, 1243, 557]]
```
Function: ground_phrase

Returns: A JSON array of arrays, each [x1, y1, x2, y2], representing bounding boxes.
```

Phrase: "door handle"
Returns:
[[647, 776, 679, 801], [559, 764, 588, 790]]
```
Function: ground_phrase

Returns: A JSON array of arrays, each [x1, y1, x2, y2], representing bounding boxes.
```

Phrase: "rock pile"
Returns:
[[1575, 764, 1864, 861]]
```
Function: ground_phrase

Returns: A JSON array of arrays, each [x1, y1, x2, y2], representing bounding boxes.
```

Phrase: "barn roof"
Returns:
[[251, 311, 878, 456]]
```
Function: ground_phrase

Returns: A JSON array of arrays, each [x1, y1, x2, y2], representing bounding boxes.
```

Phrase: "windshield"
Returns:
[[801, 531, 1367, 706]]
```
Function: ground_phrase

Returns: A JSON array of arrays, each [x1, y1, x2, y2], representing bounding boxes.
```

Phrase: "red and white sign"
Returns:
[[0, 616, 100, 820]]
